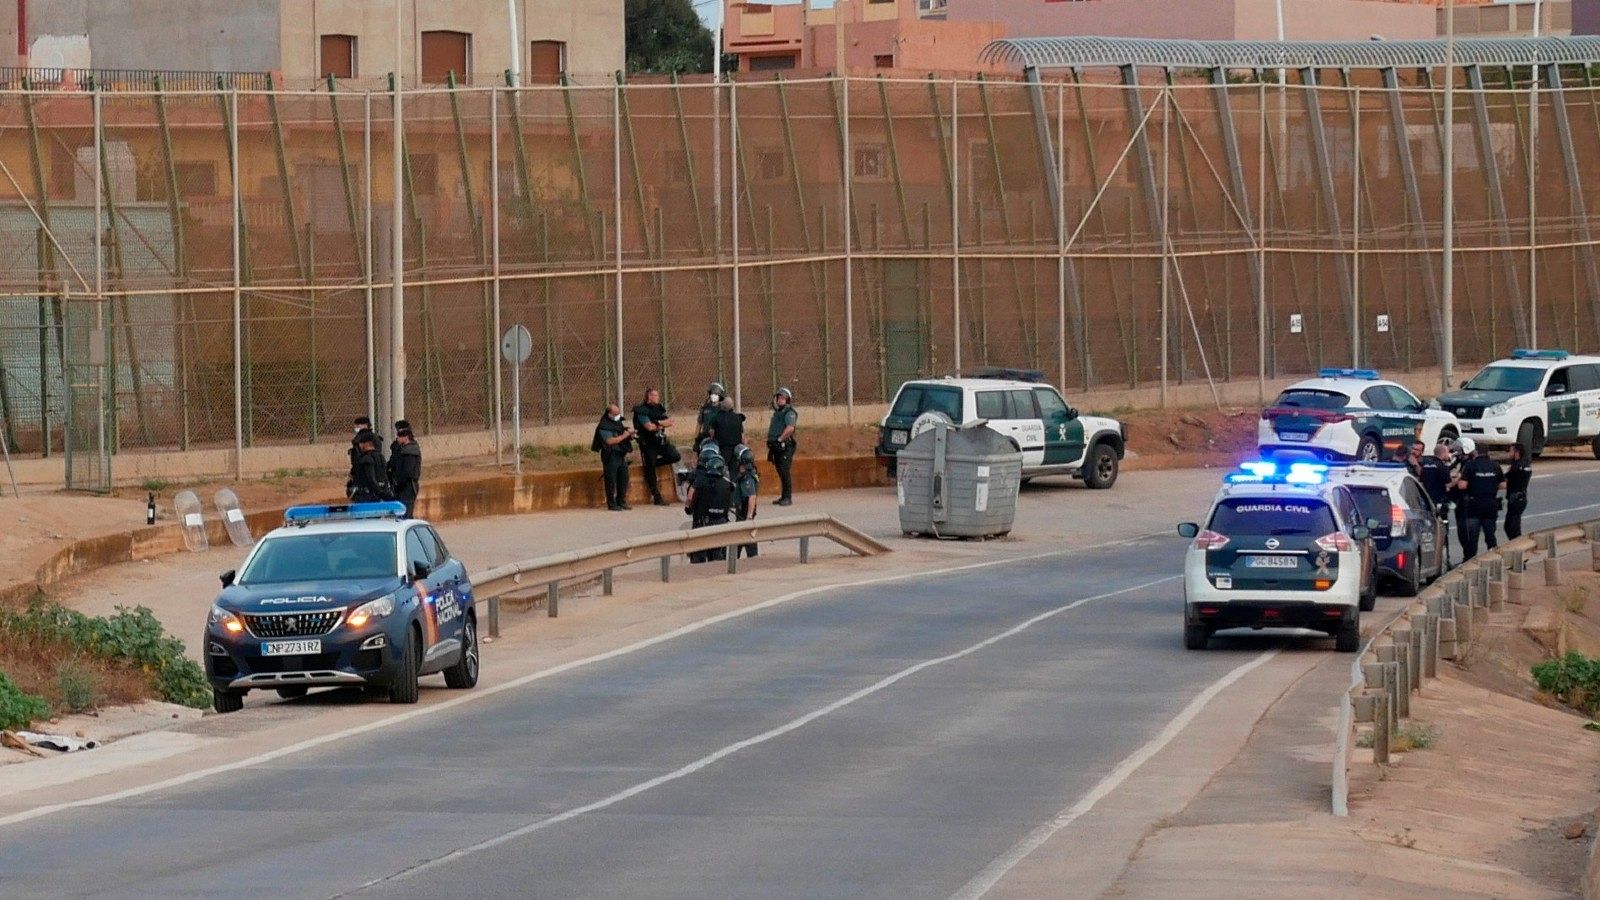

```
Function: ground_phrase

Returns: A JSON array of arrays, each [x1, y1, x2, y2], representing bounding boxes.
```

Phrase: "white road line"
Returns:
[[1532, 467, 1600, 481], [949, 647, 1280, 900], [1527, 501, 1600, 520], [0, 531, 1166, 832], [351, 573, 1184, 893]]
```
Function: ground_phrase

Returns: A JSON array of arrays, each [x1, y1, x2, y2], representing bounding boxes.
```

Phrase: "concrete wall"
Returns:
[[946, 0, 1435, 41], [1579, 0, 1600, 34], [4, 0, 282, 70]]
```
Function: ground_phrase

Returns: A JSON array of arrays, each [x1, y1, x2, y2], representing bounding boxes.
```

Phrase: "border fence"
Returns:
[[0, 38, 1597, 487]]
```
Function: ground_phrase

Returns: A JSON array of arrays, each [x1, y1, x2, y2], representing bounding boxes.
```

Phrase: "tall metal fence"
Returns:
[[0, 67, 1597, 486]]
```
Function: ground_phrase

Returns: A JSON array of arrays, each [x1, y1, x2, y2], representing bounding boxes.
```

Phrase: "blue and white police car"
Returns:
[[1258, 368, 1460, 462], [203, 502, 479, 713], [1179, 459, 1378, 653]]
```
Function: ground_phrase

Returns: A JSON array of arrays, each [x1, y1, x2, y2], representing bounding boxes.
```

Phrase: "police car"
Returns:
[[203, 502, 479, 713], [1258, 368, 1460, 462], [1325, 462, 1445, 596], [1178, 459, 1378, 652], [876, 371, 1127, 487], [1435, 349, 1600, 458]]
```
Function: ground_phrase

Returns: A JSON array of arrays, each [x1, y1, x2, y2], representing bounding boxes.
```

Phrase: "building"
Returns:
[[0, 0, 623, 87], [1443, 0, 1571, 37], [944, 0, 1456, 43], [723, 0, 1004, 74]]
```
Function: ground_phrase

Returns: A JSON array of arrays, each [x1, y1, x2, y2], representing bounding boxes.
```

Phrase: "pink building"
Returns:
[[945, 0, 1459, 42], [723, 0, 1004, 74]]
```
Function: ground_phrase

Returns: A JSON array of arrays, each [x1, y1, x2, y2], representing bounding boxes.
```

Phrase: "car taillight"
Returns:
[[1390, 505, 1407, 532], [1310, 411, 1351, 424], [1193, 530, 1230, 551], [1315, 531, 1354, 553]]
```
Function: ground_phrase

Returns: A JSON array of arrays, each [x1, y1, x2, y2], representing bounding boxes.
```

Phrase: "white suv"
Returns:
[[1435, 349, 1600, 457]]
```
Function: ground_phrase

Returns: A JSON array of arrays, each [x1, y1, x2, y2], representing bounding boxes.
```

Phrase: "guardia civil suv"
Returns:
[[1179, 460, 1377, 653], [1258, 368, 1460, 462], [203, 502, 480, 713], [1435, 349, 1600, 458], [876, 370, 1127, 487]]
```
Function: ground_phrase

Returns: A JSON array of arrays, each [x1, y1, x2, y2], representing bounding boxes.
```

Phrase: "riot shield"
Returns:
[[673, 462, 692, 503], [214, 488, 254, 548], [174, 490, 209, 552]]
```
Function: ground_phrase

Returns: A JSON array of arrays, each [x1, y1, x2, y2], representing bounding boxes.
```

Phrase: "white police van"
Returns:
[[1258, 368, 1460, 462], [1435, 349, 1600, 458], [876, 370, 1127, 487]]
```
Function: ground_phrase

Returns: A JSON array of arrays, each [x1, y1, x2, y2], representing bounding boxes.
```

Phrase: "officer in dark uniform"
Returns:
[[1503, 442, 1533, 540], [1403, 440, 1425, 480], [347, 416, 382, 499], [712, 397, 745, 467], [592, 404, 636, 511], [732, 444, 760, 559], [632, 388, 675, 506], [767, 387, 798, 506], [1417, 441, 1451, 523], [697, 382, 726, 442], [1453, 437, 1505, 560], [685, 446, 733, 563], [349, 430, 392, 502], [389, 426, 423, 518]]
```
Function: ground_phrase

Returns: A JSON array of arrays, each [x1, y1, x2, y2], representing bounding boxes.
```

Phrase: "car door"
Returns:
[[1006, 388, 1047, 468], [414, 526, 466, 650], [1570, 363, 1600, 438], [1034, 386, 1085, 466], [1335, 487, 1375, 591], [1545, 366, 1582, 441], [1386, 384, 1440, 447], [1401, 478, 1442, 576]]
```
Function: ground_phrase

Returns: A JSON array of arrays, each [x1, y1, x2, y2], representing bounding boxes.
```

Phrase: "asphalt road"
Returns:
[[2, 460, 1596, 899]]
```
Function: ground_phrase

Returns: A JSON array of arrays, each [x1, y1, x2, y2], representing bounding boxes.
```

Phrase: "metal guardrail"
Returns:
[[1332, 518, 1600, 815], [0, 67, 272, 91], [470, 514, 892, 636]]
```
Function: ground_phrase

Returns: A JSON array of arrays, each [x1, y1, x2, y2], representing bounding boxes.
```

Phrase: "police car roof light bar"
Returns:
[[1317, 367, 1381, 380], [1510, 348, 1569, 360], [284, 501, 407, 524], [1227, 459, 1327, 486]]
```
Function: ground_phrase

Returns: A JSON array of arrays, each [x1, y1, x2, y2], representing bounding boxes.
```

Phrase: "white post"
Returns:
[[951, 80, 961, 371], [842, 72, 854, 421], [613, 81, 625, 410], [731, 79, 742, 409], [1159, 83, 1171, 409], [507, 0, 521, 85], [229, 90, 243, 479], [94, 87, 107, 476], [1352, 86, 1361, 368], [391, 1, 406, 423], [1442, 0, 1456, 393], [363, 92, 376, 422], [1528, 0, 1541, 346], [1057, 80, 1068, 389], [713, 25, 724, 273], [491, 87, 504, 467], [1257, 77, 1267, 401]]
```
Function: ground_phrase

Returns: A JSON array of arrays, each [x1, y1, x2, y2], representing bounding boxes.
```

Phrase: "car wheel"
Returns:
[[1517, 421, 1543, 458], [1359, 571, 1377, 611], [444, 613, 480, 689], [1334, 617, 1361, 653], [1355, 434, 1382, 462], [212, 688, 244, 714], [1591, 434, 1600, 461], [275, 686, 308, 700], [1082, 443, 1119, 489], [1183, 622, 1209, 650], [388, 626, 421, 704], [1396, 553, 1421, 597]]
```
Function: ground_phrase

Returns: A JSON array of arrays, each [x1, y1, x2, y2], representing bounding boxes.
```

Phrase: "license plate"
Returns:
[[890, 430, 908, 446], [261, 639, 321, 656], [1246, 555, 1299, 569], [1277, 432, 1311, 442]]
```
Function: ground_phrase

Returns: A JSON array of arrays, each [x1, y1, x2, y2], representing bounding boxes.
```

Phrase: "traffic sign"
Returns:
[[501, 325, 533, 365]]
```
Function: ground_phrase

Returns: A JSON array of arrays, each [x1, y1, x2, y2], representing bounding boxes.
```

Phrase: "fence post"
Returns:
[[603, 568, 613, 596], [1371, 691, 1391, 765], [660, 555, 671, 583], [799, 536, 811, 563], [487, 596, 500, 638], [1545, 555, 1563, 587], [547, 582, 559, 618]]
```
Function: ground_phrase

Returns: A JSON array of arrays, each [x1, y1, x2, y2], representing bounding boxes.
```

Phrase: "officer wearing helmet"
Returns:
[[697, 382, 726, 442], [732, 443, 760, 559], [767, 387, 798, 506], [348, 429, 392, 503], [685, 444, 733, 563], [1452, 437, 1505, 559]]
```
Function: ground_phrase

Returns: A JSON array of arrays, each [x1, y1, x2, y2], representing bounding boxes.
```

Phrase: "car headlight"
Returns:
[[209, 605, 245, 635], [347, 596, 395, 628], [1484, 402, 1509, 418]]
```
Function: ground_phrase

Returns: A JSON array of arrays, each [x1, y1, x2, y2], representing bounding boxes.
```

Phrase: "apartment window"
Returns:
[[529, 40, 565, 85], [321, 34, 357, 79], [421, 30, 471, 84], [853, 146, 886, 180], [873, 54, 894, 69], [749, 54, 798, 72]]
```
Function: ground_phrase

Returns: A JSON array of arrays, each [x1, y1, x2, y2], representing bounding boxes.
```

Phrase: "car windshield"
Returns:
[[1347, 486, 1392, 527], [239, 532, 396, 584], [1209, 498, 1336, 537], [890, 385, 961, 421], [1273, 389, 1349, 410], [1464, 366, 1544, 393]]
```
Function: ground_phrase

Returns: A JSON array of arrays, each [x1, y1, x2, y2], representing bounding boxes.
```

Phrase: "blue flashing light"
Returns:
[[284, 501, 406, 524], [1317, 367, 1381, 380], [1240, 461, 1278, 478], [1510, 348, 1569, 360], [1224, 473, 1266, 484], [1284, 462, 1328, 485], [1227, 458, 1326, 487]]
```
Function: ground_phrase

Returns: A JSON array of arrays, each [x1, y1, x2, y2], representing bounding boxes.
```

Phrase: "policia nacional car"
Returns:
[[1258, 368, 1460, 462], [1179, 460, 1378, 652], [1324, 461, 1446, 596], [1435, 349, 1600, 458], [203, 502, 480, 713], [876, 370, 1127, 487]]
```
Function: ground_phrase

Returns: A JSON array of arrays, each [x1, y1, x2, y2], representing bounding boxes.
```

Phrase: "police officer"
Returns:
[[1418, 441, 1452, 526], [347, 415, 383, 499], [632, 387, 675, 506], [697, 382, 726, 442], [767, 387, 798, 506], [685, 445, 733, 563], [1453, 437, 1505, 560], [389, 426, 423, 518], [732, 443, 760, 559], [1402, 440, 1425, 479], [1503, 442, 1533, 540], [592, 404, 636, 511], [712, 396, 745, 467], [349, 429, 392, 502]]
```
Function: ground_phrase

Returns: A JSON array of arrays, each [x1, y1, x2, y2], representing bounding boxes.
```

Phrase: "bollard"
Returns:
[[1545, 556, 1563, 587], [1489, 578, 1507, 609], [1362, 661, 1384, 689], [1438, 616, 1459, 660], [1354, 692, 1377, 724], [1383, 661, 1400, 737], [1591, 541, 1600, 573], [1483, 555, 1504, 581], [602, 568, 614, 597], [1371, 692, 1391, 765], [728, 547, 739, 575], [1508, 568, 1528, 593], [1537, 532, 1557, 556], [660, 555, 671, 583], [1393, 644, 1412, 718], [1406, 627, 1423, 691], [1504, 546, 1525, 573], [1453, 603, 1474, 645], [1422, 613, 1439, 679], [488, 596, 500, 638], [548, 582, 560, 618]]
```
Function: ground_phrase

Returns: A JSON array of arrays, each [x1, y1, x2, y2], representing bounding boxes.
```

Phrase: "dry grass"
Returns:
[[0, 634, 153, 720]]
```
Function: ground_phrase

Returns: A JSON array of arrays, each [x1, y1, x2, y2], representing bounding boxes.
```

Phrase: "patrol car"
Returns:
[[876, 371, 1127, 487], [203, 502, 479, 713], [1258, 368, 1460, 462], [1435, 349, 1600, 458], [1178, 460, 1378, 653], [1325, 462, 1445, 596]]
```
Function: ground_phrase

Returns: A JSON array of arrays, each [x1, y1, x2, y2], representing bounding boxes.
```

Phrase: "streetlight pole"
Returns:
[[507, 0, 521, 84], [391, 1, 406, 422], [1441, 0, 1455, 392], [1529, 0, 1542, 346]]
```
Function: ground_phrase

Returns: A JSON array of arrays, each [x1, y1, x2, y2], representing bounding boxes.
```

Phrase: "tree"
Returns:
[[625, 0, 715, 75]]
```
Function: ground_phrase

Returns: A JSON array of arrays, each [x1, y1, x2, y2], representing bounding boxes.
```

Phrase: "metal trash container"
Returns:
[[896, 419, 1022, 539]]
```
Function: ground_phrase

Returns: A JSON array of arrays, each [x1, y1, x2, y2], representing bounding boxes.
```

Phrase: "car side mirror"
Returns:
[[1066, 407, 1079, 420], [411, 561, 432, 582], [1459, 380, 1468, 389], [1351, 525, 1371, 541], [1367, 517, 1383, 531], [219, 569, 236, 588], [1177, 522, 1199, 539]]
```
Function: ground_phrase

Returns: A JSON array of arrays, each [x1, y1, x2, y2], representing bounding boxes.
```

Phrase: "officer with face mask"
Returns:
[[697, 382, 726, 442], [592, 404, 636, 511], [767, 387, 798, 506]]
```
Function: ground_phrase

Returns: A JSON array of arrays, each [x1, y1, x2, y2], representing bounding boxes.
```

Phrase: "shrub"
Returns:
[[0, 673, 50, 731], [1532, 652, 1600, 715], [56, 658, 99, 713], [0, 601, 210, 710], [140, 478, 172, 493]]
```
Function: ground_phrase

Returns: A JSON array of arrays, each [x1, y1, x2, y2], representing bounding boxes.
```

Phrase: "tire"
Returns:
[[1591, 434, 1600, 461], [1183, 622, 1209, 650], [1359, 567, 1377, 611], [1517, 421, 1543, 459], [443, 613, 480, 689], [388, 626, 421, 704], [1355, 433, 1382, 462], [275, 686, 308, 700], [212, 688, 244, 714], [1082, 442, 1119, 490], [1334, 617, 1361, 653], [1395, 553, 1421, 597]]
